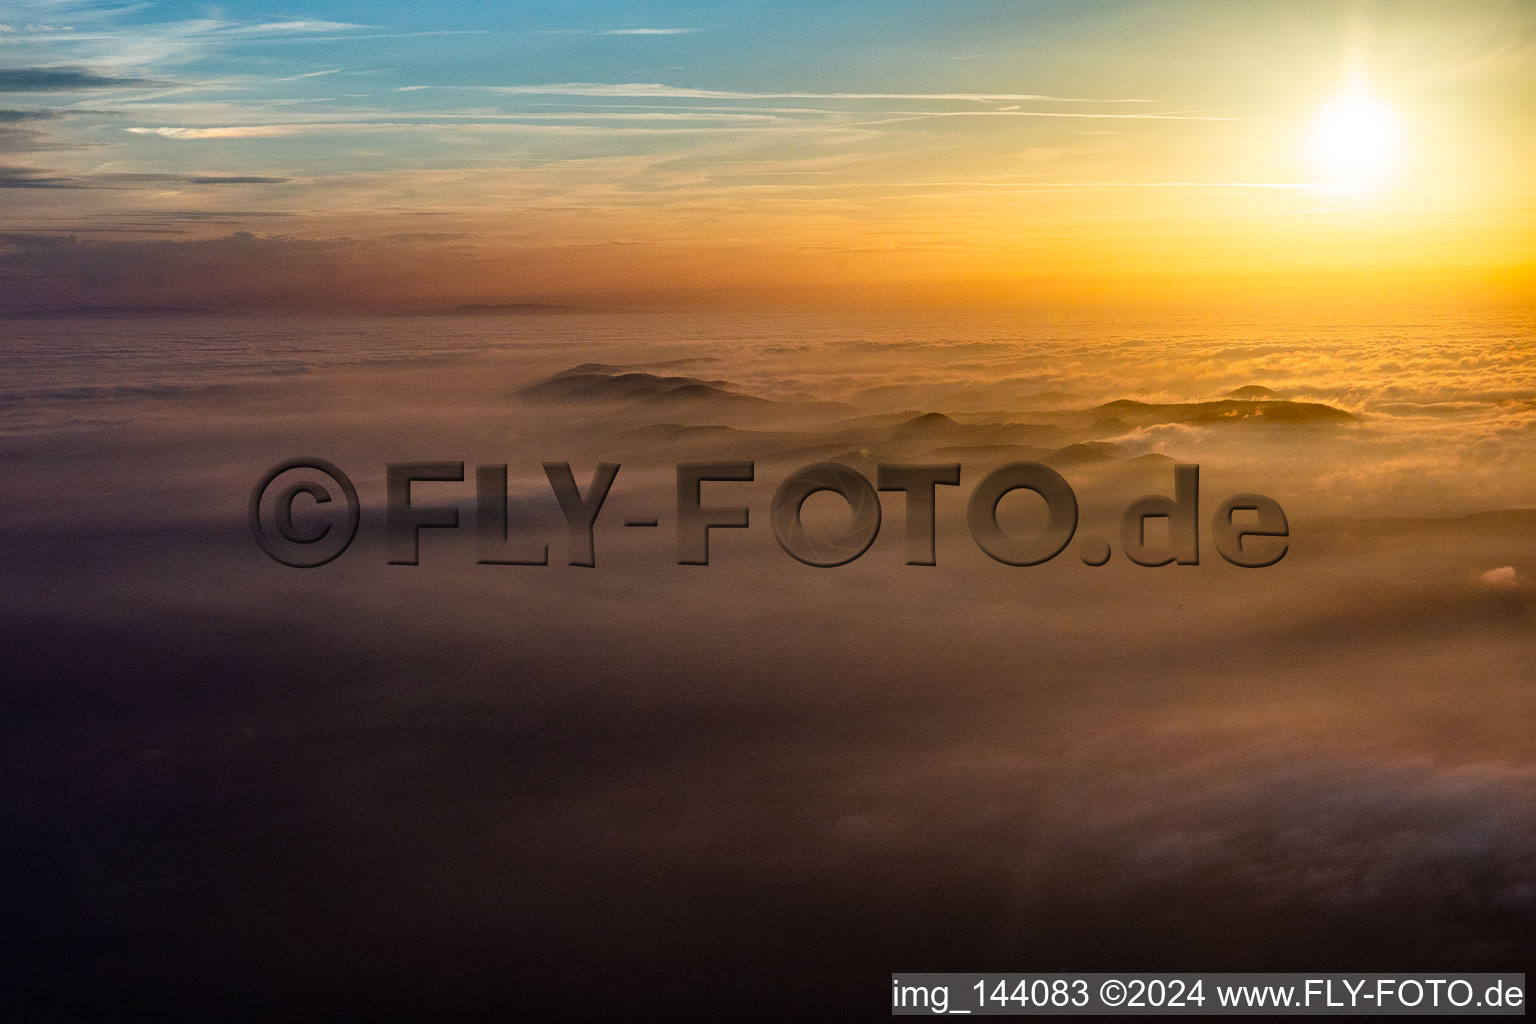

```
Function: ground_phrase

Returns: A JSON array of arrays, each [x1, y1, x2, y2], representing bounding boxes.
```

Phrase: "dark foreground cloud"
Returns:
[[95, 173, 292, 186], [0, 164, 83, 188], [0, 166, 292, 191], [0, 109, 63, 123], [0, 67, 162, 92]]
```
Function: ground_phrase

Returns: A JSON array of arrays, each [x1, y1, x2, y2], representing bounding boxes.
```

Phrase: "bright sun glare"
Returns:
[[1309, 87, 1402, 184]]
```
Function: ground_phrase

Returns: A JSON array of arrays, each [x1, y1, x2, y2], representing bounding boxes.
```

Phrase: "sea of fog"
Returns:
[[2, 309, 1533, 1015]]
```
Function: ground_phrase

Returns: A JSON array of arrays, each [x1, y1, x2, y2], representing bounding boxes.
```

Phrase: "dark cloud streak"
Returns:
[[0, 109, 64, 123], [0, 165, 84, 188], [0, 166, 292, 190], [0, 67, 164, 92], [96, 173, 292, 185]]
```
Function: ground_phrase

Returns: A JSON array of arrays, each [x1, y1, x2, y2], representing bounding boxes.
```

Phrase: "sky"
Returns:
[[0, 0, 1533, 310]]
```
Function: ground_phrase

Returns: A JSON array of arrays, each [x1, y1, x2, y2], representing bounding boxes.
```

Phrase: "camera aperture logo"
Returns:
[[250, 459, 1289, 570]]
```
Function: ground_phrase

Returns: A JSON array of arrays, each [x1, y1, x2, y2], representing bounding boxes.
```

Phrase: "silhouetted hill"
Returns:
[[1048, 441, 1121, 464], [889, 412, 1069, 448], [518, 368, 856, 422], [1092, 398, 1355, 426]]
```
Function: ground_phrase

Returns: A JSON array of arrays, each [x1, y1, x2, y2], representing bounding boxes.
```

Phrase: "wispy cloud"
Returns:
[[272, 67, 353, 82], [128, 125, 316, 140], [0, 163, 291, 187], [851, 109, 1260, 124], [0, 13, 375, 68], [217, 21, 368, 36], [124, 119, 830, 140], [538, 29, 704, 37], [97, 172, 291, 185], [398, 82, 1153, 103]]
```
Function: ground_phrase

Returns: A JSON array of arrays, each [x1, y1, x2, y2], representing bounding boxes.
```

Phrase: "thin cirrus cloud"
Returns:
[[98, 172, 291, 185], [128, 125, 316, 140], [538, 28, 703, 36], [272, 67, 354, 82], [0, 15, 377, 71], [210, 20, 368, 36], [123, 119, 833, 139], [118, 109, 1243, 144], [397, 82, 1154, 103], [849, 109, 1258, 122], [599, 28, 702, 36], [0, 164, 290, 187]]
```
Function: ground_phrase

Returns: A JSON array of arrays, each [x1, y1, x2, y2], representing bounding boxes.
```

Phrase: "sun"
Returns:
[[1308, 87, 1402, 184]]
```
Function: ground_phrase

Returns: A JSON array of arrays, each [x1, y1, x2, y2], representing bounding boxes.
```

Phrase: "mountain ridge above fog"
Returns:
[[513, 365, 1360, 472], [1092, 397, 1356, 425], [519, 365, 1359, 433]]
